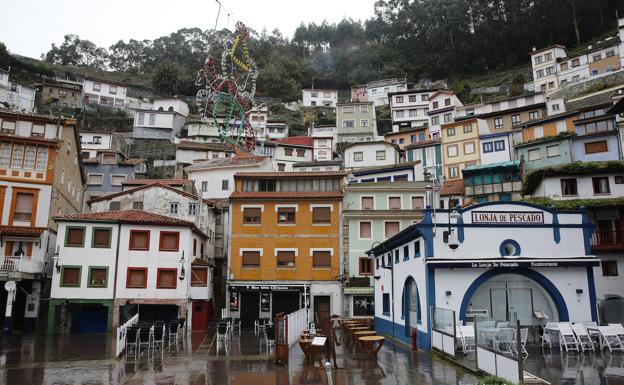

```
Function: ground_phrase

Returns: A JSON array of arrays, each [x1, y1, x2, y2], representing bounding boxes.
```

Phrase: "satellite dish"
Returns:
[[4, 281, 16, 292]]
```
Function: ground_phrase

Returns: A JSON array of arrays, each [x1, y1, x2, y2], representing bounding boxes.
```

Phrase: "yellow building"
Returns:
[[441, 118, 484, 180], [228, 171, 345, 326]]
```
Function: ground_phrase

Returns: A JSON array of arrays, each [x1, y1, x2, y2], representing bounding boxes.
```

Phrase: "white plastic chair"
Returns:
[[541, 322, 557, 350], [558, 323, 580, 352], [519, 328, 529, 357], [460, 325, 475, 354], [495, 328, 516, 355], [571, 324, 594, 352], [598, 326, 623, 352]]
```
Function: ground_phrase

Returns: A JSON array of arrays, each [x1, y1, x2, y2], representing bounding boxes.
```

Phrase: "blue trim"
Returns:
[[354, 165, 416, 177], [375, 316, 430, 350], [581, 208, 596, 255], [458, 268, 570, 323], [552, 208, 561, 244], [499, 239, 521, 256], [3, 317, 10, 335], [22, 317, 36, 334], [587, 266, 598, 322], [457, 213, 465, 243], [426, 264, 436, 348]]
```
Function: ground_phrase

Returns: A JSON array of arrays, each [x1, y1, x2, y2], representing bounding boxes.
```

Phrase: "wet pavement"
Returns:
[[0, 328, 479, 385]]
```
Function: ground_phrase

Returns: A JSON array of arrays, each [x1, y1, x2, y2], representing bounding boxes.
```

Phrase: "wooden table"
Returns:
[[358, 336, 385, 358], [349, 326, 370, 336], [354, 330, 376, 337]]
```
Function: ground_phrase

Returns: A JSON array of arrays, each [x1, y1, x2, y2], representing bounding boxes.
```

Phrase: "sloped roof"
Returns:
[[123, 179, 192, 186], [177, 140, 236, 152], [230, 191, 344, 199], [87, 182, 200, 204], [234, 171, 346, 178], [0, 226, 47, 238], [440, 179, 464, 196], [273, 136, 314, 147], [404, 138, 441, 150], [185, 156, 269, 171]]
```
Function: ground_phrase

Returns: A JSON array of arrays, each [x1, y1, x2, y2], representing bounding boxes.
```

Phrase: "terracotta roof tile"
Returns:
[[124, 179, 192, 185], [234, 171, 347, 178], [0, 226, 47, 237], [185, 156, 269, 171], [273, 136, 314, 147], [440, 179, 464, 196], [177, 140, 236, 152], [404, 138, 441, 150], [230, 191, 344, 199], [55, 210, 193, 225]]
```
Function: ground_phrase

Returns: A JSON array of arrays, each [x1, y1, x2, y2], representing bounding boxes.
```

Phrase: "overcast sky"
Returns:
[[1, 0, 378, 59]]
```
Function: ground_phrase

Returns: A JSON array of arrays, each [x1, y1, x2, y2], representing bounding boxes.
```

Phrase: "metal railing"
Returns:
[[591, 230, 624, 250], [116, 313, 139, 357], [286, 308, 309, 348], [0, 256, 44, 274]]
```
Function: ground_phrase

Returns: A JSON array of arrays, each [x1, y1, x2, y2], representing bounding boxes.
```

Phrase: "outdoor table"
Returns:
[[298, 337, 314, 359], [358, 336, 385, 358], [354, 330, 376, 337]]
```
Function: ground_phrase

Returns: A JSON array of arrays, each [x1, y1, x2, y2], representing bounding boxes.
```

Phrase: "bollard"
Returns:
[[325, 361, 334, 385], [411, 328, 418, 350]]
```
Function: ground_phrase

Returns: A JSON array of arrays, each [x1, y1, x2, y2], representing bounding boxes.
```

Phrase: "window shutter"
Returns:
[[62, 267, 80, 285], [412, 197, 424, 209], [385, 222, 400, 238], [158, 269, 176, 288], [277, 251, 296, 267], [242, 251, 260, 266], [313, 207, 331, 223], [389, 197, 401, 209], [67, 228, 84, 245], [130, 231, 149, 249], [313, 251, 331, 267], [191, 268, 208, 286], [585, 141, 608, 154], [90, 268, 107, 286], [93, 229, 111, 247], [160, 232, 179, 251], [14, 193, 34, 221], [362, 197, 373, 210], [109, 201, 121, 211], [128, 269, 146, 287], [360, 222, 371, 238]]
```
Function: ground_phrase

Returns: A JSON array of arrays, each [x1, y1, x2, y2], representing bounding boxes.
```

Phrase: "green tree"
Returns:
[[152, 62, 181, 97]]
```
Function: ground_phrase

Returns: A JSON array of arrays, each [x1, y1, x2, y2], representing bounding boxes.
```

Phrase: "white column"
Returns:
[[3, 288, 16, 334]]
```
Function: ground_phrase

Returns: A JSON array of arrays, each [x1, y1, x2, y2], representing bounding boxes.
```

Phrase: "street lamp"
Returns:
[[444, 205, 461, 250], [53, 245, 60, 273], [179, 251, 186, 281]]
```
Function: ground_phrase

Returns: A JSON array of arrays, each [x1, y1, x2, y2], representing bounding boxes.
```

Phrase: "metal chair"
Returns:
[[558, 323, 580, 352], [540, 322, 557, 350], [125, 326, 140, 361], [571, 324, 594, 352], [138, 325, 154, 358], [254, 319, 266, 335], [153, 323, 166, 359], [265, 324, 276, 352], [168, 321, 180, 350], [217, 321, 229, 342], [519, 328, 529, 357], [231, 318, 241, 335]]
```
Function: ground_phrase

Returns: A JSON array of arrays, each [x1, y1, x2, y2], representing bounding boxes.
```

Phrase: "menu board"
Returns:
[[260, 292, 271, 312], [229, 291, 239, 312]]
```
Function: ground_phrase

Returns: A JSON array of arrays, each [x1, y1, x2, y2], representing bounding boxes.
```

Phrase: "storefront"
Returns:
[[370, 202, 599, 350]]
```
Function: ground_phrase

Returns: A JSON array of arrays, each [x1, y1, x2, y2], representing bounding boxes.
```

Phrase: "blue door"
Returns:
[[71, 306, 108, 333]]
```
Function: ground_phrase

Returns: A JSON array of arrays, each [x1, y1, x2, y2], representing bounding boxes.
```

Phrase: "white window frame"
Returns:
[[87, 173, 104, 186], [361, 196, 375, 210], [110, 174, 127, 186]]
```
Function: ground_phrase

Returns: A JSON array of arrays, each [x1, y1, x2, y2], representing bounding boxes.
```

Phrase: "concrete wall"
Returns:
[[344, 143, 400, 169]]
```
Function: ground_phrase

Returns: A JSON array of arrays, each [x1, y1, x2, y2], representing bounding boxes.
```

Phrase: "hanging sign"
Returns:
[[260, 291, 271, 312], [471, 211, 544, 224], [229, 291, 239, 312]]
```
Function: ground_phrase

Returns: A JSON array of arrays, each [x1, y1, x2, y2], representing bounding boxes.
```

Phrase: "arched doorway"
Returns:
[[402, 277, 421, 336], [459, 269, 569, 325]]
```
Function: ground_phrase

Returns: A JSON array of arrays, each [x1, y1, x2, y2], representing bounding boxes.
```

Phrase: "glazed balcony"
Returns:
[[591, 230, 624, 252]]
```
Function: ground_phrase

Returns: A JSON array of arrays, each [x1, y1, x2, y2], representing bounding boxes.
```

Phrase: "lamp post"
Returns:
[[179, 251, 186, 281], [444, 205, 461, 250], [52, 245, 60, 274]]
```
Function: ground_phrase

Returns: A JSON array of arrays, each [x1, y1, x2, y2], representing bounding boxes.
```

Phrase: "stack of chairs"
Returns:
[[168, 321, 180, 350], [125, 325, 140, 361], [138, 324, 154, 358]]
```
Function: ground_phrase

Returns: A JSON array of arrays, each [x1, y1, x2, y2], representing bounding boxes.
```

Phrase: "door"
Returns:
[[192, 301, 208, 331], [240, 291, 259, 327], [71, 305, 108, 333], [508, 289, 533, 325], [313, 296, 331, 327], [490, 289, 508, 321], [271, 291, 300, 317]]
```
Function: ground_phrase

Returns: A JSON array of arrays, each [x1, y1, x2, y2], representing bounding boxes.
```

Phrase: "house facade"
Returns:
[[441, 118, 487, 180], [427, 91, 463, 139], [342, 181, 427, 318], [366, 78, 408, 107], [388, 89, 433, 130], [0, 70, 36, 113], [83, 152, 135, 204], [82, 78, 127, 109], [405, 139, 443, 181], [302, 89, 338, 108], [342, 141, 401, 170], [350, 161, 424, 184], [227, 172, 346, 326], [48, 211, 212, 332], [175, 141, 235, 166], [385, 127, 429, 149], [132, 109, 186, 141], [336, 102, 378, 143], [35, 79, 83, 110]]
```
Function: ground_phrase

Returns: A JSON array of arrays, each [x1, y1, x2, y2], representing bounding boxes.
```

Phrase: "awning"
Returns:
[[0, 226, 46, 239], [425, 257, 599, 269], [343, 287, 374, 295]]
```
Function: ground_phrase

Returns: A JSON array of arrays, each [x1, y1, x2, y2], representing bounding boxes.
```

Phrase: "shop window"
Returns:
[[243, 207, 262, 224], [129, 230, 150, 250], [65, 227, 85, 247], [593, 177, 610, 194], [92, 228, 112, 248], [277, 207, 296, 224], [60, 266, 81, 287], [191, 267, 208, 286], [359, 257, 372, 275], [277, 250, 296, 268], [312, 207, 331, 224], [157, 268, 177, 289], [88, 267, 108, 288], [159, 231, 180, 251], [359, 221, 372, 238], [126, 268, 147, 288], [382, 293, 390, 316], [602, 261, 618, 277], [312, 250, 331, 268], [361, 197, 374, 210], [242, 250, 260, 267]]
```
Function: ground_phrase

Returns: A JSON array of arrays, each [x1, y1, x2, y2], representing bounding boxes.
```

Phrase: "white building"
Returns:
[[83, 78, 127, 108], [0, 70, 36, 112], [302, 89, 338, 108], [342, 141, 402, 170], [79, 131, 128, 159], [310, 124, 337, 144], [132, 109, 187, 142], [367, 78, 408, 107], [249, 105, 268, 138], [175, 140, 235, 166], [185, 120, 222, 143], [265, 121, 289, 140], [371, 202, 599, 354], [49, 210, 213, 332], [389, 89, 434, 130], [313, 136, 335, 161], [427, 91, 463, 139], [185, 156, 274, 200], [273, 137, 314, 172], [153, 98, 189, 117], [478, 132, 513, 165], [292, 160, 342, 172], [349, 161, 425, 184]]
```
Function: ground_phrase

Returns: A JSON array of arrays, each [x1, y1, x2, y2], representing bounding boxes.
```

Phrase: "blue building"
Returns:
[[83, 151, 136, 204]]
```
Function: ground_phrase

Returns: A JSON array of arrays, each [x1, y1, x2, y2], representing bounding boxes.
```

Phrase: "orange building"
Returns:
[[519, 112, 577, 142], [228, 171, 345, 326]]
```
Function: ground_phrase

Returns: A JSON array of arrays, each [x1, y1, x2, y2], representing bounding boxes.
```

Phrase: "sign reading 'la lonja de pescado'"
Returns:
[[471, 211, 544, 224]]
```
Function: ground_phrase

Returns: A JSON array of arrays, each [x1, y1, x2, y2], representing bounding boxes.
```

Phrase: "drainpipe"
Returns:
[[111, 223, 122, 325]]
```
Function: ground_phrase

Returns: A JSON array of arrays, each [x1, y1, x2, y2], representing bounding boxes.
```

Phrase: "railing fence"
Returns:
[[115, 313, 139, 357]]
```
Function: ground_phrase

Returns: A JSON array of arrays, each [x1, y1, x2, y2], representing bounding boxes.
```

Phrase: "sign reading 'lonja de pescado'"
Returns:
[[471, 211, 544, 224]]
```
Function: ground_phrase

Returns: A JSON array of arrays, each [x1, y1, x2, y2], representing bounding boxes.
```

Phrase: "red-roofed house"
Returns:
[[48, 210, 213, 333]]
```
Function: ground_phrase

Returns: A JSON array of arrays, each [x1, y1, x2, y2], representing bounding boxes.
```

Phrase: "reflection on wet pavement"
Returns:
[[0, 329, 479, 385]]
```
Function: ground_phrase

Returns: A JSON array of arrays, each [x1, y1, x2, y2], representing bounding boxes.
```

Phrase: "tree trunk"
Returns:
[[571, 0, 581, 46]]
